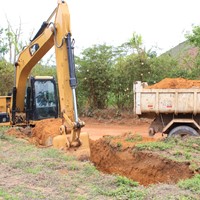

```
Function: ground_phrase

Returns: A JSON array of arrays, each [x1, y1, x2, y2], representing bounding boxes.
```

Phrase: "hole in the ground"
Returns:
[[89, 137, 194, 186], [5, 118, 196, 186]]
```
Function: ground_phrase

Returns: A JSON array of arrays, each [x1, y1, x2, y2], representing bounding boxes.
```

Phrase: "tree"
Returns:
[[146, 54, 178, 84], [126, 32, 143, 54], [0, 28, 9, 59], [31, 64, 56, 77], [185, 26, 200, 48], [76, 44, 114, 110], [0, 60, 14, 95], [180, 25, 200, 78], [5, 19, 23, 63], [110, 33, 152, 110]]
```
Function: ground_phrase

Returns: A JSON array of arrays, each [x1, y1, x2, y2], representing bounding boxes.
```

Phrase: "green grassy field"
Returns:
[[0, 127, 200, 200]]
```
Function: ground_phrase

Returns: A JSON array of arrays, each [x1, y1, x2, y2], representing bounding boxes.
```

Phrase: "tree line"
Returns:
[[1, 26, 200, 115]]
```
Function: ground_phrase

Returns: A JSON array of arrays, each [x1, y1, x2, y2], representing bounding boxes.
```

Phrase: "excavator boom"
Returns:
[[3, 1, 90, 156]]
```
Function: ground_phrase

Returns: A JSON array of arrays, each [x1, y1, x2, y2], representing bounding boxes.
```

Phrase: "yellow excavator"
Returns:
[[0, 0, 90, 156]]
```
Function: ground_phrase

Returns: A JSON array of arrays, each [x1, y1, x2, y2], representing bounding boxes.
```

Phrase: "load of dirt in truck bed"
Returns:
[[147, 78, 200, 89]]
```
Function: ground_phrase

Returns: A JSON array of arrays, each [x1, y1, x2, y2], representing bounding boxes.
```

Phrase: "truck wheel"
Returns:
[[149, 128, 155, 136], [168, 125, 199, 137]]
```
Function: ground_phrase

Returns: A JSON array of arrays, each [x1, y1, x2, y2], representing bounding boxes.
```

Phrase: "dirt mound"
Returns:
[[6, 127, 32, 140], [90, 135, 194, 186], [6, 118, 62, 146], [30, 118, 62, 146], [148, 78, 200, 89]]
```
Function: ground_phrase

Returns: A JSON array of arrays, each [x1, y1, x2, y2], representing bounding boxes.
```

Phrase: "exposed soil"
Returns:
[[6, 115, 155, 145], [90, 135, 194, 186], [5, 114, 198, 186], [147, 77, 200, 89], [5, 119, 61, 146]]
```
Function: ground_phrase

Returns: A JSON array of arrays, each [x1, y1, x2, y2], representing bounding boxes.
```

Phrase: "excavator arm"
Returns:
[[12, 1, 88, 150], [13, 25, 54, 115]]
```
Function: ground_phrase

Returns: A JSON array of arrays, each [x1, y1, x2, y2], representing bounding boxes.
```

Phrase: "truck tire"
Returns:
[[149, 128, 155, 136], [168, 125, 199, 137]]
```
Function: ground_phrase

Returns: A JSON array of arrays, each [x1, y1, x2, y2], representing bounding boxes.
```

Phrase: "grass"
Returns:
[[0, 188, 19, 200], [0, 129, 200, 199], [83, 163, 98, 176], [0, 126, 10, 141], [135, 139, 176, 151], [125, 133, 143, 142], [134, 136, 200, 174], [115, 175, 139, 187], [135, 136, 200, 158], [97, 176, 145, 200], [178, 174, 200, 194]]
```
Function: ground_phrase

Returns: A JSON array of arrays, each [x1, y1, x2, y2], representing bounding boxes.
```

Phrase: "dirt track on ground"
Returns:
[[82, 117, 160, 140]]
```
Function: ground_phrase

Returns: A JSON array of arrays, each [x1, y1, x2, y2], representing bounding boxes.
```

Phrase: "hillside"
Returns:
[[163, 40, 199, 68]]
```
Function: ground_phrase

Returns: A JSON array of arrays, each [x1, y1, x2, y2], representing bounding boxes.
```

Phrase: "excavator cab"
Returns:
[[25, 76, 59, 121]]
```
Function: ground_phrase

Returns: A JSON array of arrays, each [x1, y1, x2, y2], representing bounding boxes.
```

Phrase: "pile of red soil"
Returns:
[[90, 134, 194, 186], [147, 78, 200, 89], [5, 118, 62, 146], [6, 127, 32, 140], [30, 118, 62, 146]]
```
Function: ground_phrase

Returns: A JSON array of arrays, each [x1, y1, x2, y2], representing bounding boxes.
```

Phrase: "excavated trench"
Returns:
[[6, 118, 195, 186], [90, 138, 194, 186]]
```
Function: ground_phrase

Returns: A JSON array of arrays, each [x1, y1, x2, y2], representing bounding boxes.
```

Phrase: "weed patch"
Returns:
[[178, 174, 200, 194], [115, 175, 139, 187], [125, 133, 143, 142], [135, 140, 175, 151], [0, 188, 19, 200], [98, 184, 146, 200]]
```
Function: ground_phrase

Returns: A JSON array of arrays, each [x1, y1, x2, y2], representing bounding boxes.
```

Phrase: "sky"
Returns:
[[1, 0, 200, 57]]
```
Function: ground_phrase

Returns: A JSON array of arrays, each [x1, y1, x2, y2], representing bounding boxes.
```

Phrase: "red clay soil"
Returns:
[[82, 117, 156, 140], [6, 116, 153, 144], [6, 118, 62, 146], [147, 78, 200, 89], [5, 116, 195, 186], [30, 118, 62, 146], [90, 135, 194, 186]]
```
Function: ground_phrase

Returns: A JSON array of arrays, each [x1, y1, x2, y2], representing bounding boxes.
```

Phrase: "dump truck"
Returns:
[[133, 80, 200, 137]]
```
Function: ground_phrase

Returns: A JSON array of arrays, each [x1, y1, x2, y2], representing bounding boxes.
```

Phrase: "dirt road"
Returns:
[[82, 117, 163, 140]]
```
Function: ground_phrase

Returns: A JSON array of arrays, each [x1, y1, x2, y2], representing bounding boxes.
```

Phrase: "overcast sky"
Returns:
[[1, 0, 200, 56]]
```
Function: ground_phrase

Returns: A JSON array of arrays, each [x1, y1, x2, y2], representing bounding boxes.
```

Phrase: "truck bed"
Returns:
[[134, 81, 200, 115]]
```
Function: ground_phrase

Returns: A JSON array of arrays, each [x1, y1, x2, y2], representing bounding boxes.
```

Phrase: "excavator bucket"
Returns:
[[52, 131, 90, 160], [52, 132, 90, 159], [51, 123, 91, 159], [29, 118, 90, 159], [78, 132, 91, 158]]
